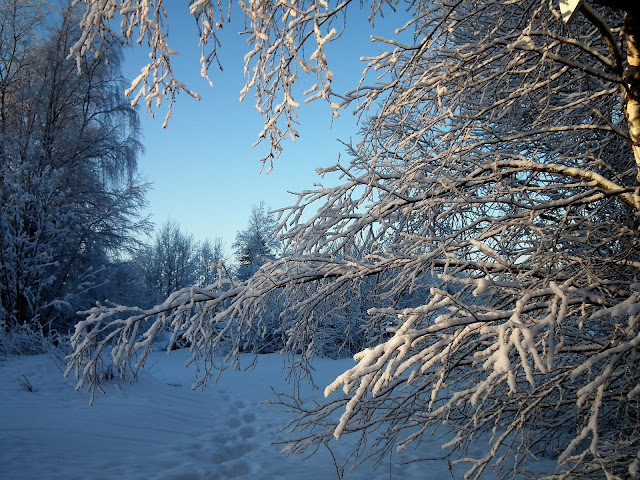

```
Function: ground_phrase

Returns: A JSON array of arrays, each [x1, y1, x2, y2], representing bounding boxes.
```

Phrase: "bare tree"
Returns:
[[143, 220, 198, 301], [67, 1, 640, 478], [197, 237, 225, 287]]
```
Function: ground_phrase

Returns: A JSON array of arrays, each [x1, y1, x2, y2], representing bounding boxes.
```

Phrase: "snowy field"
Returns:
[[1, 349, 555, 480]]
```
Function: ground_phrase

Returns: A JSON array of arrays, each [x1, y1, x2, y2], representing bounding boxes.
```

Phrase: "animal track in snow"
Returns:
[[169, 397, 262, 479]]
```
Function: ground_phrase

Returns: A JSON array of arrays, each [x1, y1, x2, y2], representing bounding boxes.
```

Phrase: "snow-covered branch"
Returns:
[[68, 1, 640, 478], [70, 0, 398, 167]]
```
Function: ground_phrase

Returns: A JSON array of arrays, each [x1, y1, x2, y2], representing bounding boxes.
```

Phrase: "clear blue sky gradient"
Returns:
[[122, 4, 398, 254]]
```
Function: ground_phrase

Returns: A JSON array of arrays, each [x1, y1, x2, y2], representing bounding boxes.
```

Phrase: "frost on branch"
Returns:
[[70, 0, 203, 129], [70, 0, 397, 168], [68, 1, 640, 478]]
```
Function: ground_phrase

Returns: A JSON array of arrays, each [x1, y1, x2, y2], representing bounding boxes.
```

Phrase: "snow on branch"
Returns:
[[70, 0, 402, 167], [68, 1, 640, 478], [65, 278, 244, 403]]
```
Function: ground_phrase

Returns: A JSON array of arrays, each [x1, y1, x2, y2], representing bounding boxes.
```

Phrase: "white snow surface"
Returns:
[[1, 350, 554, 479]]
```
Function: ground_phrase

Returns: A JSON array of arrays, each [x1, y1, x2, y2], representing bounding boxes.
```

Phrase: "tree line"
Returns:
[[132, 205, 278, 310], [0, 1, 285, 344]]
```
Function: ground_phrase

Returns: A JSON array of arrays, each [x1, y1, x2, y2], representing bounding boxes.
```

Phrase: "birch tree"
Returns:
[[144, 220, 198, 300], [0, 1, 148, 332], [196, 237, 225, 287], [67, 1, 640, 478]]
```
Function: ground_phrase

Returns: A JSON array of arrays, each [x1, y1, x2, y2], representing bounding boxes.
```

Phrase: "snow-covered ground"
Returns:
[[1, 350, 554, 479]]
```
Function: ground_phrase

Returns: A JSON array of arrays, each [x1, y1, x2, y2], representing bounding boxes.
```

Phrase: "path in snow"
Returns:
[[0, 349, 556, 479]]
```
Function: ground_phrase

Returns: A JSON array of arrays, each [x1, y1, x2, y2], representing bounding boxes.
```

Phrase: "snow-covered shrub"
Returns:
[[0, 322, 72, 378], [0, 324, 54, 357]]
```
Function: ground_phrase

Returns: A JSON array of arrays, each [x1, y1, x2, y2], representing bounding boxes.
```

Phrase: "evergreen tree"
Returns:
[[232, 202, 280, 281]]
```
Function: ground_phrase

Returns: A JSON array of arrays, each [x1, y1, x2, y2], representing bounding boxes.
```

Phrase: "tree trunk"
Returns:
[[624, 7, 640, 182]]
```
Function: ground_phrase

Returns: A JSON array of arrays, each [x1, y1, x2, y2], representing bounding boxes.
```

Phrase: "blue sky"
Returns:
[[122, 4, 395, 255]]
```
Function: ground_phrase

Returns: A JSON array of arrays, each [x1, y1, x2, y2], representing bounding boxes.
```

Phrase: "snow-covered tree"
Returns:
[[196, 237, 225, 287], [233, 202, 280, 281], [0, 0, 149, 332], [68, 1, 640, 478], [143, 220, 198, 301]]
